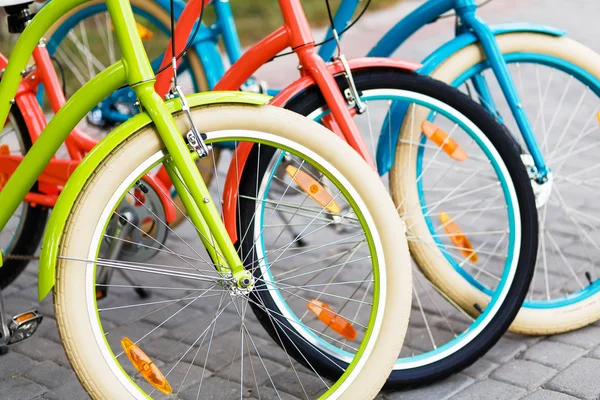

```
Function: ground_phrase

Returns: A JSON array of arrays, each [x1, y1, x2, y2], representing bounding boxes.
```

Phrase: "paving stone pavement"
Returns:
[[3, 0, 600, 399]]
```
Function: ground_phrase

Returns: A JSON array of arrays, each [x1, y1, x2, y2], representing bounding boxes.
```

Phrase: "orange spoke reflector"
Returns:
[[111, 22, 153, 40], [121, 337, 172, 395], [307, 300, 356, 341], [439, 212, 478, 263], [597, 112, 600, 125], [421, 121, 468, 162], [286, 166, 340, 214]]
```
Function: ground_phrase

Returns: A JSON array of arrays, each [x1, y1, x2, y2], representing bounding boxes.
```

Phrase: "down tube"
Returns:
[[0, 63, 127, 231], [368, 0, 453, 57]]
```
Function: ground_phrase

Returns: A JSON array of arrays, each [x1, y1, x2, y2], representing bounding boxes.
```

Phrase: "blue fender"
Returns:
[[376, 23, 566, 176], [152, 0, 225, 88], [419, 23, 566, 76]]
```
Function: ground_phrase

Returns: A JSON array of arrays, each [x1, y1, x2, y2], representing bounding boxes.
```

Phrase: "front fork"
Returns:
[[136, 84, 252, 289], [456, 1, 550, 182]]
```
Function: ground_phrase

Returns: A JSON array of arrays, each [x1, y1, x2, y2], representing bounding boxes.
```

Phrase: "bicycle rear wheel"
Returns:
[[54, 103, 411, 399]]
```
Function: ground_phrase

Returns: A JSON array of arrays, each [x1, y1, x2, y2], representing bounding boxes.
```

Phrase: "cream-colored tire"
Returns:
[[415, 32, 600, 334], [54, 104, 411, 399]]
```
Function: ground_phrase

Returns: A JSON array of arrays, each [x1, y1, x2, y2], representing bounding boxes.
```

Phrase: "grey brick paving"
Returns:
[[587, 345, 600, 359], [0, 351, 37, 379], [548, 326, 600, 350], [177, 376, 243, 400], [545, 358, 600, 400], [264, 370, 324, 399], [0, 377, 46, 400], [461, 358, 499, 379], [384, 374, 474, 400], [4, 0, 600, 399], [522, 341, 586, 370], [521, 390, 579, 400], [42, 378, 89, 400], [245, 386, 302, 400], [483, 337, 528, 364], [490, 360, 557, 390], [23, 362, 74, 389], [11, 337, 71, 368], [450, 380, 527, 400]]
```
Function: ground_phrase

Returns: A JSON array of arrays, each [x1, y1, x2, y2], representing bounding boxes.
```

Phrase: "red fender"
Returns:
[[222, 57, 421, 242]]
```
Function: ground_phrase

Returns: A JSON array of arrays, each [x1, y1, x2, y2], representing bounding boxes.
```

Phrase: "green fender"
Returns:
[[38, 91, 270, 302]]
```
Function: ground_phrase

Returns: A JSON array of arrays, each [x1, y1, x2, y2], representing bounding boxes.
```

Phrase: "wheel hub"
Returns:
[[521, 154, 553, 208], [219, 274, 254, 297]]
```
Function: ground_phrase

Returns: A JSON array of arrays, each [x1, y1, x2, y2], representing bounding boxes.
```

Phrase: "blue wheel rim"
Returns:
[[452, 52, 600, 309], [257, 90, 519, 368]]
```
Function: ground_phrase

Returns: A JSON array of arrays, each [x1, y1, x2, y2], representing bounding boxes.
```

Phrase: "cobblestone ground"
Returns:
[[3, 0, 600, 399]]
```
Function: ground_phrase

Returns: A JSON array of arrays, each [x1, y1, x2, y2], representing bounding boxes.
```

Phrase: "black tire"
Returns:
[[1, 107, 49, 288], [240, 67, 538, 388]]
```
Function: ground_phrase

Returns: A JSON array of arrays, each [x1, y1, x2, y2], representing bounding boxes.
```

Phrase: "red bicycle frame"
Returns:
[[156, 0, 419, 241], [0, 43, 175, 221], [1, 0, 418, 239]]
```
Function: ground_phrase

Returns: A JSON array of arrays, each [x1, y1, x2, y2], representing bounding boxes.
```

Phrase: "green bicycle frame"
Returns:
[[0, 0, 251, 296]]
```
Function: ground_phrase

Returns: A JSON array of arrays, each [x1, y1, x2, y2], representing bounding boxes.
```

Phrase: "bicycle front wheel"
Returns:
[[272, 68, 537, 387], [53, 103, 411, 399], [429, 32, 600, 334]]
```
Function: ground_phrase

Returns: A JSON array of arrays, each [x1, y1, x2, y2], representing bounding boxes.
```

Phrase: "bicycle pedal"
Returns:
[[7, 310, 43, 344]]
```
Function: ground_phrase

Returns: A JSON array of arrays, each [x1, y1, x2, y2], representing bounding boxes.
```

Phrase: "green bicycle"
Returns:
[[0, 0, 412, 397]]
